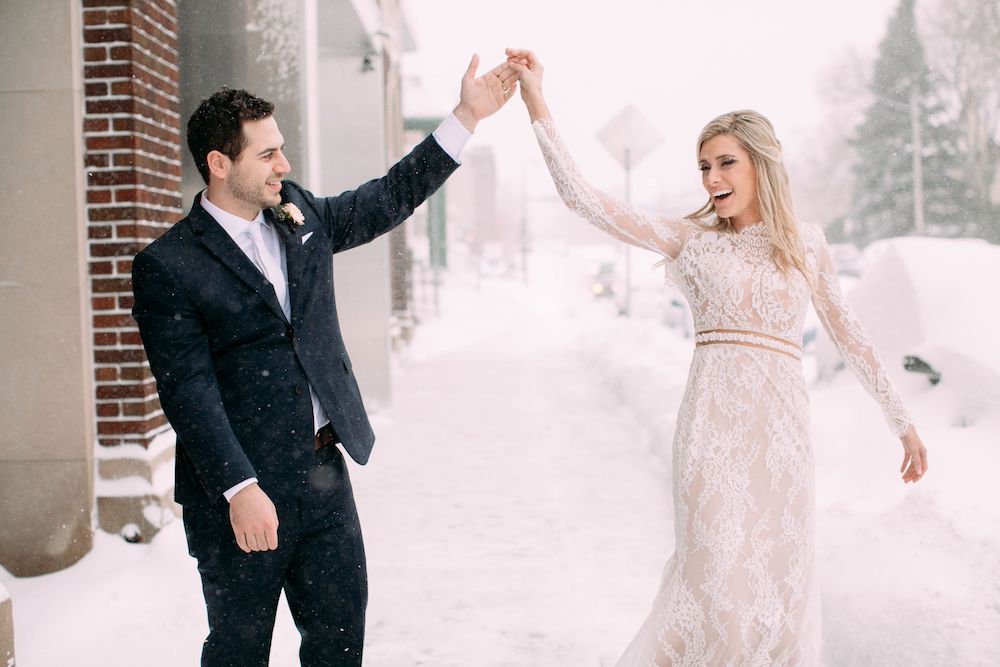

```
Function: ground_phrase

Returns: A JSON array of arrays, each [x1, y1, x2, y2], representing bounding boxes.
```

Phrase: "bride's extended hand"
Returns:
[[505, 48, 543, 98], [899, 425, 928, 483], [505, 48, 551, 122]]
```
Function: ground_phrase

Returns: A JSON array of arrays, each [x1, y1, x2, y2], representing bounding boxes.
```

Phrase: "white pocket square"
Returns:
[[301, 231, 314, 245]]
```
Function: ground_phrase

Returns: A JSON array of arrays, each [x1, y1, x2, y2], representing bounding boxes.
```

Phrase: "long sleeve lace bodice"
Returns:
[[532, 118, 911, 437]]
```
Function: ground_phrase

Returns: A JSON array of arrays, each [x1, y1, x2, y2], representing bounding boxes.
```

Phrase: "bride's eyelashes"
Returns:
[[698, 159, 737, 172]]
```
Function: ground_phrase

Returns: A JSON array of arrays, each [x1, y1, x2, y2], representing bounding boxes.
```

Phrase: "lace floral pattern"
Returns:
[[532, 119, 911, 666]]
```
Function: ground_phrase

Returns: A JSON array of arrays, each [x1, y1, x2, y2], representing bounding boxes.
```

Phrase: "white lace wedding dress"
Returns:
[[532, 120, 912, 666]]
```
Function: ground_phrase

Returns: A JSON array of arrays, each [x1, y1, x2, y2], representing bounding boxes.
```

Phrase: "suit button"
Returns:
[[285, 326, 294, 339], [294, 384, 304, 396]]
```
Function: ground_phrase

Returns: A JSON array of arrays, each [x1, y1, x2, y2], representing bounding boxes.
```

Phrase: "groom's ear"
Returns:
[[206, 150, 231, 181]]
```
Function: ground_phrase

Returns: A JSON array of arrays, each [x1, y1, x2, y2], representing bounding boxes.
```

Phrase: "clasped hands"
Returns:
[[451, 49, 546, 132]]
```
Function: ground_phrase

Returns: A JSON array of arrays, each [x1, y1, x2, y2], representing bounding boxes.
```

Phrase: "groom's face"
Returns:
[[226, 116, 290, 211]]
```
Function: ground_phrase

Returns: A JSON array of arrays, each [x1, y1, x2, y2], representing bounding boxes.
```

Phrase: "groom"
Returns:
[[132, 56, 518, 666]]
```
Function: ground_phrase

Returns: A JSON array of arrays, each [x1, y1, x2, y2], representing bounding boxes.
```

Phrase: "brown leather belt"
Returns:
[[314, 423, 337, 451]]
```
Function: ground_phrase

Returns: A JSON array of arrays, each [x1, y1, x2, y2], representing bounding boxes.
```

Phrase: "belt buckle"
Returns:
[[314, 424, 334, 451]]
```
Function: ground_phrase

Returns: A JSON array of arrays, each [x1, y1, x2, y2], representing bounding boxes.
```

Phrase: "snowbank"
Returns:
[[816, 236, 1000, 425]]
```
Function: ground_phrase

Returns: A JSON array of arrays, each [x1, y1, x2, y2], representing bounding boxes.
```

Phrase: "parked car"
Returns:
[[478, 242, 509, 278], [828, 242, 863, 277], [591, 261, 615, 298], [813, 236, 1000, 424]]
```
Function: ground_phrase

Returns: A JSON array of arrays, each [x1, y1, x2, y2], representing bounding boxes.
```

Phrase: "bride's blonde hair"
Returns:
[[687, 110, 810, 281]]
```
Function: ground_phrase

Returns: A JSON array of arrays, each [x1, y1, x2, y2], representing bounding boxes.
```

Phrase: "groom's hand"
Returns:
[[453, 53, 519, 133], [229, 483, 279, 553]]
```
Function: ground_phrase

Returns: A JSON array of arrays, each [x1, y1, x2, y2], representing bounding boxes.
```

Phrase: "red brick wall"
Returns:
[[83, 0, 182, 447]]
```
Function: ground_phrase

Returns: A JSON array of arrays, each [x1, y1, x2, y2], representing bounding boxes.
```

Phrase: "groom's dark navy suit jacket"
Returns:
[[132, 134, 457, 507]]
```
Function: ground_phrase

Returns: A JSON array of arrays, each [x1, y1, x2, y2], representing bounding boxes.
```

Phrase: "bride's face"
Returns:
[[698, 134, 761, 227]]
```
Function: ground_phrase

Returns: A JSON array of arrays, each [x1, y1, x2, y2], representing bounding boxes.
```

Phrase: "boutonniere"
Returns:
[[271, 202, 305, 231]]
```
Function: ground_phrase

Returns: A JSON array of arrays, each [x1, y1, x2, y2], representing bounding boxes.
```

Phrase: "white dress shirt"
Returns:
[[432, 113, 472, 163], [205, 114, 470, 502]]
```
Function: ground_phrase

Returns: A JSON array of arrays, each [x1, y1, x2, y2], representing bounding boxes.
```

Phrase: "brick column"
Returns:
[[82, 0, 183, 538]]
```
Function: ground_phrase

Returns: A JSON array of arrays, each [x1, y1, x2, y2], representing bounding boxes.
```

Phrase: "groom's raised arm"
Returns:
[[291, 132, 460, 254], [293, 54, 520, 254]]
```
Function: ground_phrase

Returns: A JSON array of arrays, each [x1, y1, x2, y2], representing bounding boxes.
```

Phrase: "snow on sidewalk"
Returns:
[[8, 243, 991, 666], [354, 258, 677, 666], [0, 250, 681, 667]]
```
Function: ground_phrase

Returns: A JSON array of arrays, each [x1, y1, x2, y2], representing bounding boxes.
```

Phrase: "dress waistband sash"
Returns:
[[695, 328, 802, 361]]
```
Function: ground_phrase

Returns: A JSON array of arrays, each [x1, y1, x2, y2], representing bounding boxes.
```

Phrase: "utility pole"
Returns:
[[910, 87, 925, 234], [623, 148, 633, 315], [520, 161, 529, 284]]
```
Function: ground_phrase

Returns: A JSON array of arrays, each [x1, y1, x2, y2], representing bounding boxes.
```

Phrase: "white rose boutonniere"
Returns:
[[271, 202, 305, 231]]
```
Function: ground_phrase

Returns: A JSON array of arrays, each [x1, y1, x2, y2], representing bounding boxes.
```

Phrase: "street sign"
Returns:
[[597, 105, 663, 170], [595, 105, 663, 317]]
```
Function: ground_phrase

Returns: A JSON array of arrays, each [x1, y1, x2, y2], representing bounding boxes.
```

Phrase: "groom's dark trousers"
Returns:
[[132, 134, 457, 666]]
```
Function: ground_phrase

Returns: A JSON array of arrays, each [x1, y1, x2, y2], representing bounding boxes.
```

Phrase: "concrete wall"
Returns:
[[0, 0, 95, 575], [177, 0, 308, 204], [316, 51, 393, 406], [311, 0, 397, 406]]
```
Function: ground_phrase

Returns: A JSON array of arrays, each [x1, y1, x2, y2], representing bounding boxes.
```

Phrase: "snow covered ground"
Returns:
[[2, 242, 997, 666]]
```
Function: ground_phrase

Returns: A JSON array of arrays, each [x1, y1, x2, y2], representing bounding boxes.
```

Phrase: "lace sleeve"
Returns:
[[807, 225, 912, 436], [532, 119, 689, 259]]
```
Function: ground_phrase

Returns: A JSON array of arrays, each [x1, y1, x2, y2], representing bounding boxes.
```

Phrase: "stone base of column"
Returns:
[[96, 493, 179, 543], [391, 311, 417, 352], [0, 460, 93, 577], [0, 583, 13, 667], [95, 431, 179, 543]]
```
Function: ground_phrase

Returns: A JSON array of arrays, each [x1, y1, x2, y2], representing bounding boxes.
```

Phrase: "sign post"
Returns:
[[596, 105, 663, 316]]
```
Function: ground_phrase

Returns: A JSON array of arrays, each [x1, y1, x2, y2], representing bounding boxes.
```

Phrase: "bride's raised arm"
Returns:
[[507, 49, 689, 261]]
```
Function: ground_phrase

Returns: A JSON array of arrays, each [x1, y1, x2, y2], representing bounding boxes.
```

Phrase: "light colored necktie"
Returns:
[[246, 222, 290, 320], [248, 222, 325, 432]]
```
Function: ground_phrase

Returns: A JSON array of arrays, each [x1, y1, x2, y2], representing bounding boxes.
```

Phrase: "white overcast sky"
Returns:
[[401, 0, 901, 217]]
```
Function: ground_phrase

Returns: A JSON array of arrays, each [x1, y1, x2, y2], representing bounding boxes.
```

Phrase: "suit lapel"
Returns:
[[270, 209, 307, 323], [190, 201, 290, 324]]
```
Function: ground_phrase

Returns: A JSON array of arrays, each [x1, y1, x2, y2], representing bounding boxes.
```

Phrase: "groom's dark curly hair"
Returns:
[[187, 87, 275, 184]]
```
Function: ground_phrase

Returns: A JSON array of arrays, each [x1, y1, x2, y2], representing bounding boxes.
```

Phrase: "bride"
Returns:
[[505, 49, 929, 666]]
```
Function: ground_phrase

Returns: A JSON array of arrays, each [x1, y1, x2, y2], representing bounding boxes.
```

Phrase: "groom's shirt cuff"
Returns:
[[432, 113, 472, 164], [223, 477, 258, 502]]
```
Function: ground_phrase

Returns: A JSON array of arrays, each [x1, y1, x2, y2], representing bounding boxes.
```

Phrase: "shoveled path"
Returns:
[[346, 265, 676, 667]]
